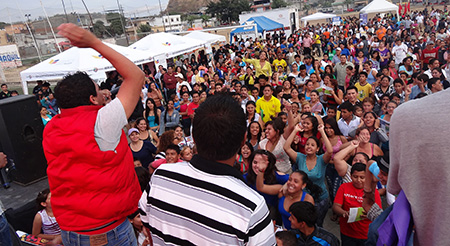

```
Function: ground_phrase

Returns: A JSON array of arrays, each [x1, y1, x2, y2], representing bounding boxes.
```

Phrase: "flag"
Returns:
[[404, 3, 407, 15], [399, 4, 403, 16], [407, 1, 411, 12]]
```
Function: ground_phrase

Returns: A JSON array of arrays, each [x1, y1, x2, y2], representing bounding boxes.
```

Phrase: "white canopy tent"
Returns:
[[360, 0, 399, 19], [184, 31, 226, 46], [130, 32, 207, 59], [300, 12, 337, 25], [20, 42, 155, 95]]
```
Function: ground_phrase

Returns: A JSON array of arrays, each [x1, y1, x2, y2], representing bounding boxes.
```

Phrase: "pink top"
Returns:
[[303, 37, 313, 48], [323, 137, 343, 158]]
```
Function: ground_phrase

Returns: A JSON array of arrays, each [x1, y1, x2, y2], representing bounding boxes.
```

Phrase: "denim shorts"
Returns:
[[61, 219, 137, 246]]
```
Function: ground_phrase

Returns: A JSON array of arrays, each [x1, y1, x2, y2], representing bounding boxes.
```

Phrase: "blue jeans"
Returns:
[[61, 219, 137, 246], [0, 213, 12, 246]]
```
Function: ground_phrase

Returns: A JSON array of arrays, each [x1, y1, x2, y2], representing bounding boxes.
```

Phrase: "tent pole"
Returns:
[[254, 23, 258, 39]]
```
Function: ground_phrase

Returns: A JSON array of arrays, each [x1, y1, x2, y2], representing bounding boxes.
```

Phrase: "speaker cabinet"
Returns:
[[0, 95, 47, 186]]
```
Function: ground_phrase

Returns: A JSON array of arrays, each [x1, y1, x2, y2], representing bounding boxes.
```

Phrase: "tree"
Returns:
[[186, 15, 198, 27], [201, 15, 211, 26], [106, 13, 126, 36], [138, 24, 151, 33], [93, 20, 107, 38], [137, 24, 151, 38], [271, 0, 288, 9], [207, 0, 251, 24]]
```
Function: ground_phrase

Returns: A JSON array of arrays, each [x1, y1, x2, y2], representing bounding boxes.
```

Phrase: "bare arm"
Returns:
[[284, 124, 303, 161], [334, 140, 359, 177], [332, 203, 349, 218], [282, 101, 295, 139], [256, 171, 283, 195], [57, 23, 144, 118], [319, 124, 333, 163]]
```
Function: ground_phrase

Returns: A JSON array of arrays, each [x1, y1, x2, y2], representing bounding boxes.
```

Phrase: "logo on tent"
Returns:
[[49, 59, 59, 64], [92, 55, 104, 59], [162, 42, 171, 46]]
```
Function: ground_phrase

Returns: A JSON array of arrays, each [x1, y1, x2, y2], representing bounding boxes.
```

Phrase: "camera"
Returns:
[[0, 159, 16, 189]]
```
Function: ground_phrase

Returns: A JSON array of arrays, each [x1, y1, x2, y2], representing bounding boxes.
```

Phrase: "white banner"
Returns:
[[0, 44, 22, 68]]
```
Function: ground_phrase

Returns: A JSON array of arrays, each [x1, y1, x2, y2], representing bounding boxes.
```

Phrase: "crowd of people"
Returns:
[[2, 6, 450, 245]]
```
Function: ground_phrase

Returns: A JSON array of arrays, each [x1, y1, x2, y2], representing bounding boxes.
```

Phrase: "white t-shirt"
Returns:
[[94, 98, 128, 151]]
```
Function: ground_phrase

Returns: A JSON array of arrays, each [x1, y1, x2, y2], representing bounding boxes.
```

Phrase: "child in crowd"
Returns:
[[127, 209, 150, 246], [180, 146, 193, 162], [32, 188, 62, 244]]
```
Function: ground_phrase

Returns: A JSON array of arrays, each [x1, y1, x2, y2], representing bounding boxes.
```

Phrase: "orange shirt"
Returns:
[[376, 27, 386, 40], [323, 31, 330, 40]]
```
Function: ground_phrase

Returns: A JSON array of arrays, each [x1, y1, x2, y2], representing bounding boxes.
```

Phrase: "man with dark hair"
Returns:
[[338, 101, 360, 138], [256, 85, 281, 123], [334, 54, 354, 91], [427, 77, 443, 94], [163, 66, 177, 98], [409, 74, 429, 99], [345, 86, 359, 105], [42, 24, 144, 245], [187, 91, 200, 120], [0, 84, 10, 99], [141, 95, 275, 245], [289, 201, 340, 246]]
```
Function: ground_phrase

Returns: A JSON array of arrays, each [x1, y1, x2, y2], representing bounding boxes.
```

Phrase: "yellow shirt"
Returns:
[[355, 82, 372, 101], [239, 74, 255, 85], [256, 96, 281, 123], [243, 58, 273, 78], [272, 59, 287, 69]]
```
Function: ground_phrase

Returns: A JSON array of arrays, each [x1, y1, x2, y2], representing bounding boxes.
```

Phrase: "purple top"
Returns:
[[377, 48, 390, 67]]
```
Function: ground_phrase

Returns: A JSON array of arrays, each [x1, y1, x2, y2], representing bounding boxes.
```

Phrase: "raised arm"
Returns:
[[282, 101, 295, 139], [57, 23, 144, 118], [334, 140, 359, 177], [256, 171, 283, 195], [284, 124, 303, 161], [319, 124, 333, 163]]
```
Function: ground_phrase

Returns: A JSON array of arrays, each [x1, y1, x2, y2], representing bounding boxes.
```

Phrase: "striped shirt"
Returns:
[[140, 155, 276, 245]]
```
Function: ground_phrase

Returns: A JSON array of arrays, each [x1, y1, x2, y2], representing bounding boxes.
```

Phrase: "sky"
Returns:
[[0, 0, 169, 23]]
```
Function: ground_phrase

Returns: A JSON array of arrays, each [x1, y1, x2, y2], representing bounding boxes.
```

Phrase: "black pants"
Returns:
[[303, 47, 311, 56], [341, 233, 366, 246]]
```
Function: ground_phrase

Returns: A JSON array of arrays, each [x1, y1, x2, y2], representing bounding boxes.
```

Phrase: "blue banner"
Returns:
[[360, 13, 368, 26]]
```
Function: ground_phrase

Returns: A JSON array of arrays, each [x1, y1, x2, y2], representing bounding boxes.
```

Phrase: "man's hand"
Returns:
[[57, 23, 101, 48], [100, 89, 112, 105], [0, 153, 7, 169]]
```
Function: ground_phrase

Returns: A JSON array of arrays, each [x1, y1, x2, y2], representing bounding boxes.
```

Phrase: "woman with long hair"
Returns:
[[244, 149, 289, 220], [259, 114, 295, 174], [245, 101, 263, 127], [159, 99, 180, 135], [147, 82, 164, 111], [310, 90, 324, 116], [284, 123, 333, 227], [244, 51, 273, 78], [178, 92, 191, 136], [135, 117, 159, 147], [235, 142, 253, 174], [247, 121, 263, 151], [348, 111, 388, 146], [256, 170, 320, 230], [143, 98, 161, 133]]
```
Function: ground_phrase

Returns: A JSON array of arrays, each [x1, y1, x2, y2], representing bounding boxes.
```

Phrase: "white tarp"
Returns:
[[130, 32, 207, 60], [360, 0, 399, 14], [184, 31, 226, 46], [0, 44, 22, 68], [20, 42, 155, 94], [300, 12, 337, 22]]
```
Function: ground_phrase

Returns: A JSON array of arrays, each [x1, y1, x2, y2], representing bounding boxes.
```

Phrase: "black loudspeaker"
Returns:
[[0, 95, 47, 186]]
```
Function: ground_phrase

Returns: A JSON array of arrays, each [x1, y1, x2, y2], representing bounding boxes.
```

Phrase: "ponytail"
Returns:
[[294, 171, 322, 200]]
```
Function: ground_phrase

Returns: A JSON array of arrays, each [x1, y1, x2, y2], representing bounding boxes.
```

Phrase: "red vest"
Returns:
[[43, 105, 141, 233]]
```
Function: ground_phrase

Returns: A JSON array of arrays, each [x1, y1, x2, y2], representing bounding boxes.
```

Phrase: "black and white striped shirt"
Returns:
[[140, 155, 276, 245]]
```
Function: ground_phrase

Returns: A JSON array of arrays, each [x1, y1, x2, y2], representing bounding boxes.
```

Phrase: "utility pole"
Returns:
[[116, 0, 129, 45], [24, 14, 43, 62], [158, 0, 166, 32], [61, 0, 69, 22]]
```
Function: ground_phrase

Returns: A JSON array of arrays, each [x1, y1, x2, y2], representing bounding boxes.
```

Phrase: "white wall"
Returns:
[[239, 8, 299, 36]]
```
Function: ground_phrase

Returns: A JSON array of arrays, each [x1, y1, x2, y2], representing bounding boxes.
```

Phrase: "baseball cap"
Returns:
[[128, 128, 139, 136], [175, 73, 184, 79]]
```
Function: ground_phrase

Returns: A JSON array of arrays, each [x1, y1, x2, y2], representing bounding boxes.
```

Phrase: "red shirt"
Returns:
[[187, 102, 199, 117], [334, 182, 381, 239], [164, 72, 177, 89], [421, 47, 439, 65]]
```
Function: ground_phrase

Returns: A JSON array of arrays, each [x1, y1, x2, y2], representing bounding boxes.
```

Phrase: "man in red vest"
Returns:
[[42, 23, 144, 245]]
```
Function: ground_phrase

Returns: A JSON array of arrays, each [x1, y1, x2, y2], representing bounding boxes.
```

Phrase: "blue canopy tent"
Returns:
[[230, 16, 284, 42]]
